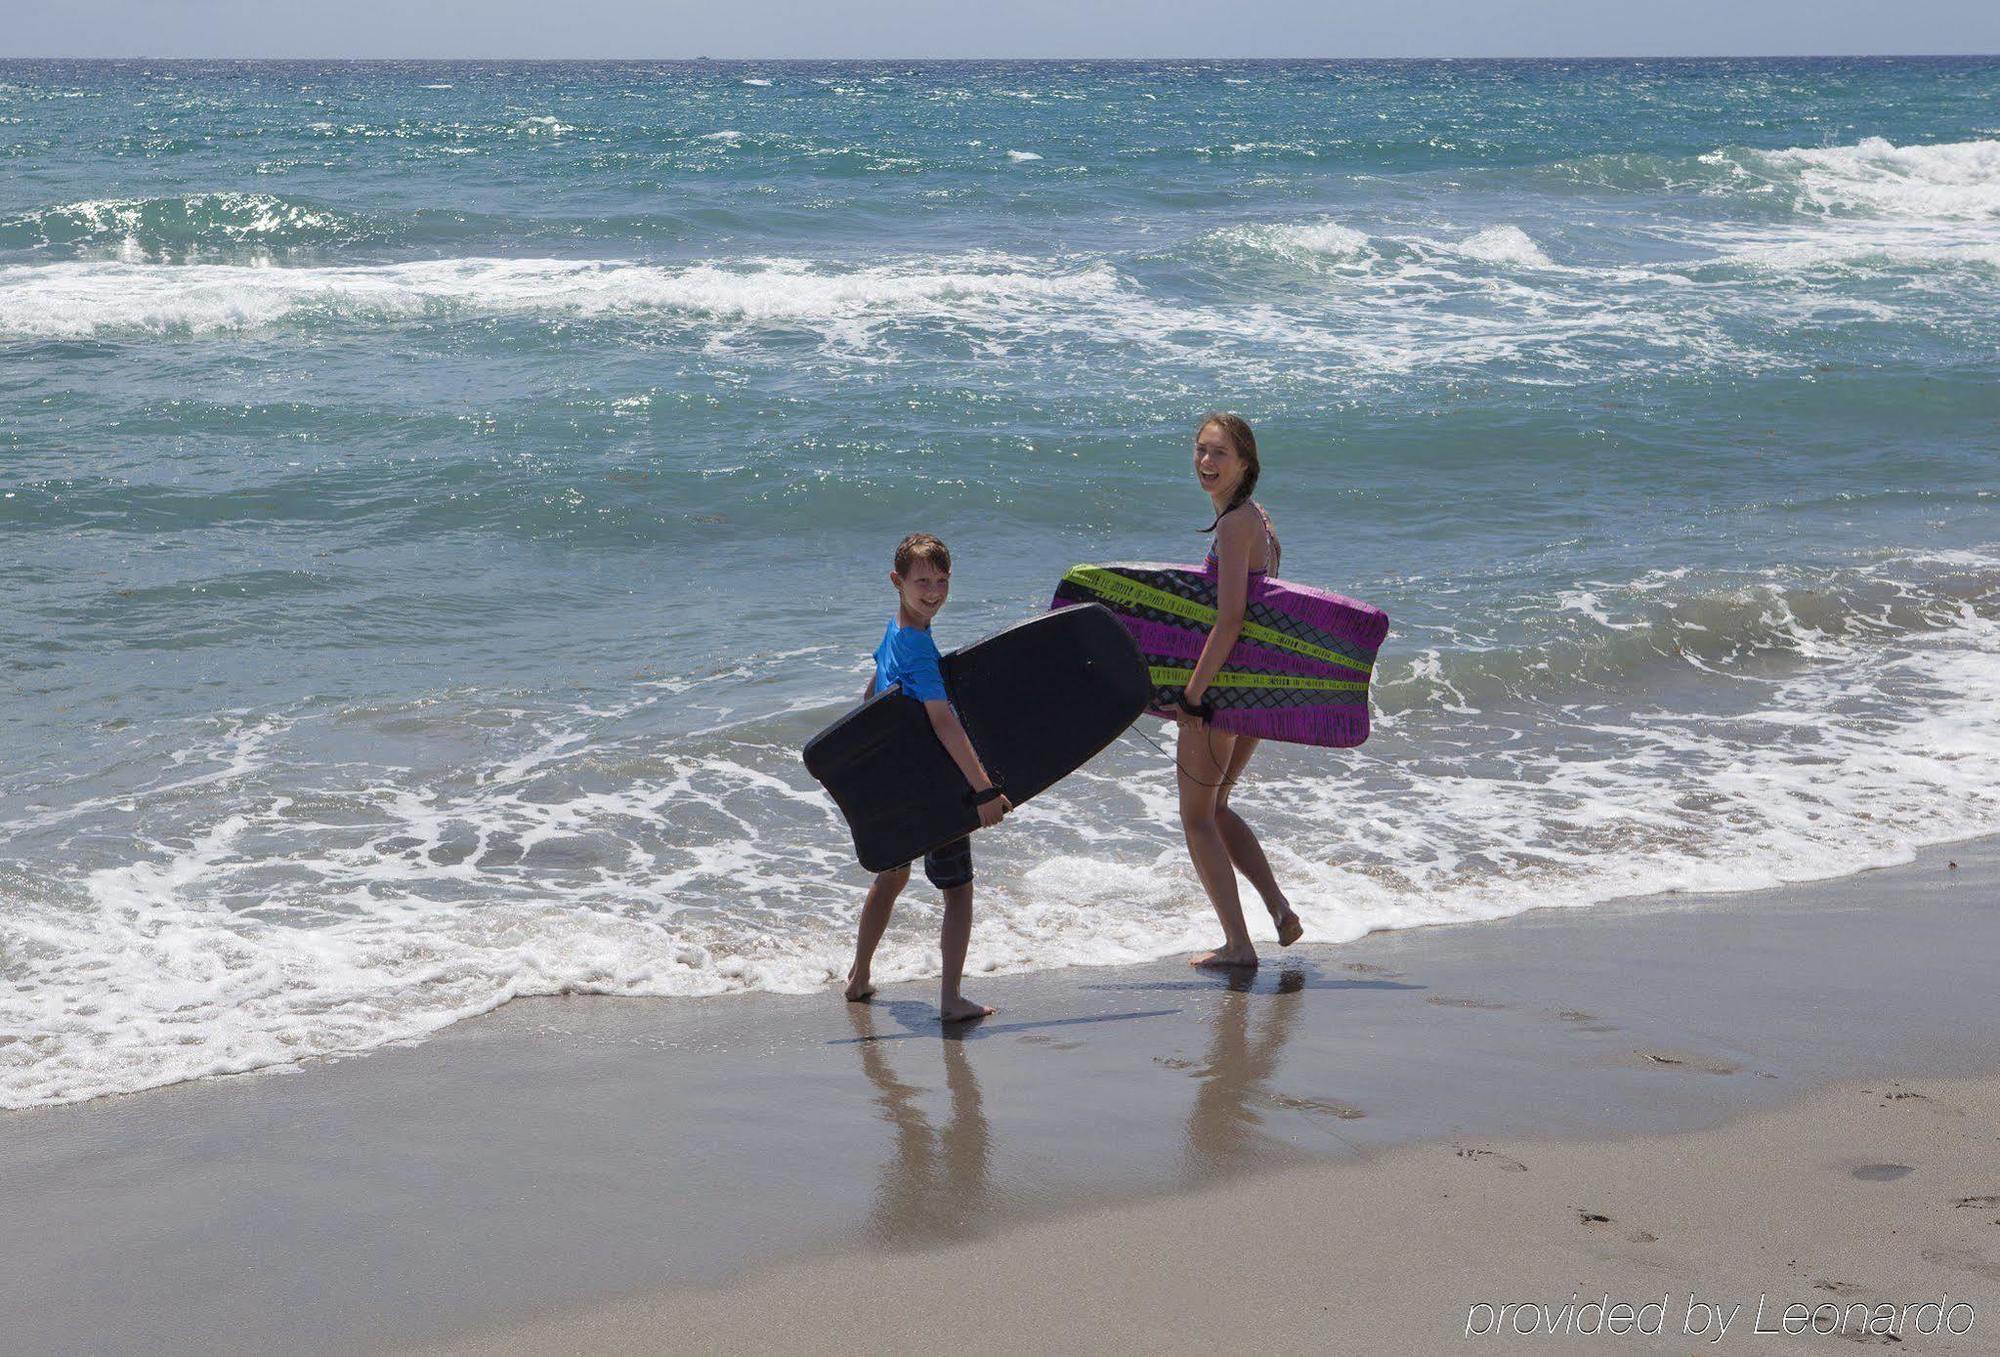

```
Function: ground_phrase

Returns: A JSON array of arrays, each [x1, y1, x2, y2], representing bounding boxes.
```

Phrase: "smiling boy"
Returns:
[[842, 533, 1011, 1022]]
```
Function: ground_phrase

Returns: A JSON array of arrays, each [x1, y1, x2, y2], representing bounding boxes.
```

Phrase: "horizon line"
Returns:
[[6, 52, 1999, 63]]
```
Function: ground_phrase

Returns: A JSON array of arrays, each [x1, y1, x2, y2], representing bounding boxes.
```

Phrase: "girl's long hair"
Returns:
[[1198, 412, 1261, 533]]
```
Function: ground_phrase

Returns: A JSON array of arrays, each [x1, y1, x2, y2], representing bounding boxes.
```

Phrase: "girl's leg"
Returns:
[[1214, 738, 1302, 946], [1178, 722, 1258, 967], [846, 864, 909, 1001], [937, 883, 994, 1022]]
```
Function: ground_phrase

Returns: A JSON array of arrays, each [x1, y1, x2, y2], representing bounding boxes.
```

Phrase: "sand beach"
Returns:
[[5, 839, 1996, 1355]]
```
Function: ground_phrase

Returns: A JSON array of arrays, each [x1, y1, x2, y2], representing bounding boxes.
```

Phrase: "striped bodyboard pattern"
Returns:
[[1051, 562, 1389, 748]]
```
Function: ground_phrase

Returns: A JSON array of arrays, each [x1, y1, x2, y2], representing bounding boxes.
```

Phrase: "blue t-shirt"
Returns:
[[872, 619, 948, 704]]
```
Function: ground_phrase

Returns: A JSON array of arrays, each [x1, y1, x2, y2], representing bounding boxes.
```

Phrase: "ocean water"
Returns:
[[5, 58, 2000, 1108]]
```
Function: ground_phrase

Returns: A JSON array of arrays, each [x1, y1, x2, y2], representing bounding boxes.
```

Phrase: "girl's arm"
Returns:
[[925, 699, 1012, 826], [1183, 508, 1258, 712]]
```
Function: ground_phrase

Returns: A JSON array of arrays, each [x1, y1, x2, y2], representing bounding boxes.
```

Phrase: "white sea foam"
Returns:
[[1725, 137, 2000, 220], [1248, 220, 1372, 258], [0, 183, 1983, 397], [6, 244, 1670, 380], [1, 192, 357, 250], [1452, 224, 1555, 268], [4, 555, 1999, 1109], [1710, 227, 2000, 274], [1007, 150, 1043, 162], [1654, 137, 2000, 284], [0, 254, 1128, 341], [1553, 588, 1647, 631]]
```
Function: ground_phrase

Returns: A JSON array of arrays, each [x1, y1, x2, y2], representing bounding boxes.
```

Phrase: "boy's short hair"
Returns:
[[893, 533, 951, 576]]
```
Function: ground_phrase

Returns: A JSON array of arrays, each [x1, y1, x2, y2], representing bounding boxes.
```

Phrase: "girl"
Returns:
[[1175, 413, 1304, 968]]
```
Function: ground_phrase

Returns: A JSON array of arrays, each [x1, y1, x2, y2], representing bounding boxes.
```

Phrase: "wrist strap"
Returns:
[[965, 783, 1006, 807], [1176, 691, 1214, 719]]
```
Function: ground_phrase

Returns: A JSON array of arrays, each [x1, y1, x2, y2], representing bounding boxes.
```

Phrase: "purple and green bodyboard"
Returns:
[[1051, 563, 1389, 748]]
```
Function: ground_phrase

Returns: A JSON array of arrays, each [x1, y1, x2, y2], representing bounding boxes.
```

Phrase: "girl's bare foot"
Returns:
[[1190, 945, 1259, 968], [844, 968, 876, 1002], [940, 996, 995, 1023], [1272, 909, 1304, 947]]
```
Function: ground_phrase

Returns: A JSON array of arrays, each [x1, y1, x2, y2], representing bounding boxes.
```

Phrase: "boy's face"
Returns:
[[891, 559, 950, 624]]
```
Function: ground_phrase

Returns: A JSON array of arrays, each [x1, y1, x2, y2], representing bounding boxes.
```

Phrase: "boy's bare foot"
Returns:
[[940, 996, 995, 1023], [1273, 909, 1304, 947], [1190, 945, 1259, 969], [844, 968, 876, 1002]]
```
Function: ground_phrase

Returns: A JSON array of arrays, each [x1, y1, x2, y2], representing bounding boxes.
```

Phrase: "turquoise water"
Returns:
[[6, 59, 2000, 1106]]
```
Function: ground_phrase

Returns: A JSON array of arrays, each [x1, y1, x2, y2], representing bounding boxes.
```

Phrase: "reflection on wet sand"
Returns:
[[844, 965, 1374, 1240], [848, 1002, 991, 1246], [1182, 967, 1315, 1182]]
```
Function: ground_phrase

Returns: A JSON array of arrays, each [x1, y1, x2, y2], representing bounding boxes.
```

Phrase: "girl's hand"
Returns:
[[1176, 687, 1208, 729], [976, 792, 1012, 829]]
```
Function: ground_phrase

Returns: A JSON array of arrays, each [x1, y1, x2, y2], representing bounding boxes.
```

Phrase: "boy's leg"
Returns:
[[846, 864, 910, 1001], [925, 838, 993, 1021]]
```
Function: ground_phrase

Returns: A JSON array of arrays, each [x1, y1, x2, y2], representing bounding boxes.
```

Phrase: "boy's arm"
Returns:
[[924, 699, 1012, 826]]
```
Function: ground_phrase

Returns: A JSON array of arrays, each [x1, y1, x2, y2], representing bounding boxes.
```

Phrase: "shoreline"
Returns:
[[15, 820, 1993, 1114], [3, 838, 1997, 1354]]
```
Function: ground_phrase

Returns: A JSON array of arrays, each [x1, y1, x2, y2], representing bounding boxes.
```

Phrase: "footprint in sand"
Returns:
[[1636, 1050, 1740, 1075], [1952, 1194, 2000, 1209], [1427, 995, 1508, 1011], [1577, 1210, 1612, 1226], [1850, 1163, 1915, 1182], [1812, 1280, 1866, 1295], [1152, 1055, 1196, 1070], [1627, 1230, 1658, 1244], [1920, 1245, 2000, 1282], [1454, 1146, 1528, 1172], [1268, 1092, 1366, 1120]]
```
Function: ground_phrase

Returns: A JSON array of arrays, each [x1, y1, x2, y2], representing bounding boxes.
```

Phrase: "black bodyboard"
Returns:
[[802, 603, 1150, 872]]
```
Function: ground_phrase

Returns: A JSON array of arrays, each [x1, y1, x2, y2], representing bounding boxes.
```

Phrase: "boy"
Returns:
[[843, 533, 1011, 1022]]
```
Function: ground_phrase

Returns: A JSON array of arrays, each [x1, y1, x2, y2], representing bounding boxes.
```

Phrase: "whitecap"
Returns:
[[0, 254, 1129, 341], [1453, 224, 1555, 268], [1728, 136, 2000, 220]]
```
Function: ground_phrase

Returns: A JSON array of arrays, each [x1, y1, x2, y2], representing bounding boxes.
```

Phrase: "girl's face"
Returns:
[[1194, 423, 1246, 501]]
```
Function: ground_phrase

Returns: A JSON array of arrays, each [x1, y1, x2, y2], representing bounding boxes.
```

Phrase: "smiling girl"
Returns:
[[1175, 413, 1304, 968]]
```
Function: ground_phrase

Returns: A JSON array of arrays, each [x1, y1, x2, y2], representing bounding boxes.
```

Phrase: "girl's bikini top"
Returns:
[[1203, 500, 1280, 577]]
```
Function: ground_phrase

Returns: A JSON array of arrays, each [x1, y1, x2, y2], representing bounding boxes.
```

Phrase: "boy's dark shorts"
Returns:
[[900, 836, 974, 890]]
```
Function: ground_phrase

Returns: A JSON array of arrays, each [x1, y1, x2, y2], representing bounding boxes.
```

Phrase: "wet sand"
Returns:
[[411, 1074, 2000, 1355], [3, 839, 1998, 1355]]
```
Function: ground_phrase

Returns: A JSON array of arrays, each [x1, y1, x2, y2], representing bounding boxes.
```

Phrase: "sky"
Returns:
[[4, 0, 1998, 60]]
